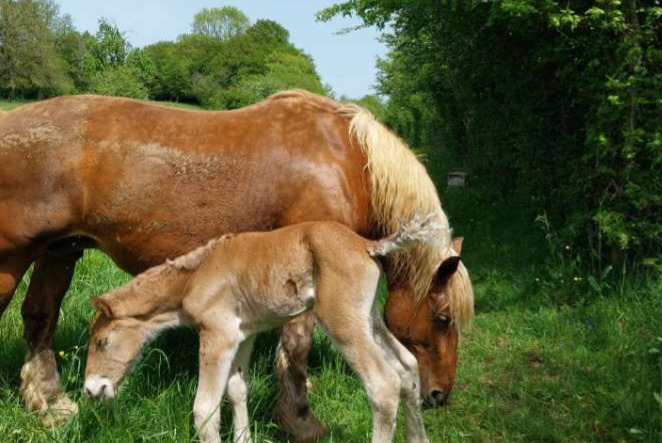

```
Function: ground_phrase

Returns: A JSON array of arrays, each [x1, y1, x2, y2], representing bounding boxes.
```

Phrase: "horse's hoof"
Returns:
[[280, 411, 328, 443], [38, 395, 79, 428]]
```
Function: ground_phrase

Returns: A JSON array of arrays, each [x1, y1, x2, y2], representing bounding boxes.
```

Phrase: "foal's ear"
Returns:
[[435, 256, 461, 285], [452, 237, 464, 254], [92, 297, 114, 318]]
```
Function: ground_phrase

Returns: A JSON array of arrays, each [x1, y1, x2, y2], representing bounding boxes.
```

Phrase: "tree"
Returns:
[[0, 0, 71, 98], [320, 0, 662, 262], [191, 7, 250, 41]]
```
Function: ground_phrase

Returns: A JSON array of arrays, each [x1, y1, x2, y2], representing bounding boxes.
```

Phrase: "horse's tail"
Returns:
[[368, 213, 445, 257]]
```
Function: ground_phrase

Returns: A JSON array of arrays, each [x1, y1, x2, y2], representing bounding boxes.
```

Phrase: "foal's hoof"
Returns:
[[280, 411, 328, 443], [38, 395, 79, 428]]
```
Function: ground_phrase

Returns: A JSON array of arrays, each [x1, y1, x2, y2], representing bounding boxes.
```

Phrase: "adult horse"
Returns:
[[0, 90, 473, 440]]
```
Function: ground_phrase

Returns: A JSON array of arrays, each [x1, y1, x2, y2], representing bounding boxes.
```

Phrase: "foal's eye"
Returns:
[[434, 315, 451, 329]]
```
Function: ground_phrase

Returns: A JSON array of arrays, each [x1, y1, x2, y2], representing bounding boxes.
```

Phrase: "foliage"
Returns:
[[320, 0, 662, 266], [87, 65, 148, 99], [191, 6, 250, 41], [0, 0, 72, 98], [0, 5, 326, 105]]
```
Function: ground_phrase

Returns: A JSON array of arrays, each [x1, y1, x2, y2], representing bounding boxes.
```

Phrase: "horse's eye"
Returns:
[[434, 315, 451, 329], [96, 337, 108, 349]]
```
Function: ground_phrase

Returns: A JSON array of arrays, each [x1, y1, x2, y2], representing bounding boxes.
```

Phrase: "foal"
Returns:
[[85, 218, 456, 442]]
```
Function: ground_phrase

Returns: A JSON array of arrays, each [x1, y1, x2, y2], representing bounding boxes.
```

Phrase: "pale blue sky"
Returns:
[[56, 0, 388, 98]]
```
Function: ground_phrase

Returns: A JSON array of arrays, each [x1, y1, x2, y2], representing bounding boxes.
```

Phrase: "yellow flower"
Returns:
[[58, 350, 65, 358], [573, 276, 583, 282]]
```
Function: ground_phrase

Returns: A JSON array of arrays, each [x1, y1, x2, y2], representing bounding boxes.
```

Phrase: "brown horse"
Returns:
[[0, 90, 473, 439]]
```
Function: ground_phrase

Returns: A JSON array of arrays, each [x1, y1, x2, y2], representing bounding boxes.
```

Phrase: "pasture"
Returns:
[[0, 100, 660, 442]]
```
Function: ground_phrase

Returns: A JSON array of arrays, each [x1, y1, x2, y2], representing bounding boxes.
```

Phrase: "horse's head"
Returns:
[[384, 237, 473, 407], [84, 297, 151, 400]]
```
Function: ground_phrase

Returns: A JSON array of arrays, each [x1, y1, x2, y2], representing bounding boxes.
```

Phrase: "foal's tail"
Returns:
[[367, 214, 446, 258]]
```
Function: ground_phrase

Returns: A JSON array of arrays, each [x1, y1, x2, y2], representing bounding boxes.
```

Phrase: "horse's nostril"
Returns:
[[430, 389, 446, 405], [85, 387, 93, 397]]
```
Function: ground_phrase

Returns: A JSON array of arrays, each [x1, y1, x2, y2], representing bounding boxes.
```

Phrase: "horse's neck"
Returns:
[[109, 264, 194, 318]]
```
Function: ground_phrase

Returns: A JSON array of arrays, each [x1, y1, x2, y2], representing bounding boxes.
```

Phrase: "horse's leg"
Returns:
[[318, 317, 401, 443], [0, 253, 31, 319], [226, 335, 256, 443], [194, 329, 239, 443], [20, 249, 81, 427], [275, 310, 327, 442], [373, 313, 428, 443]]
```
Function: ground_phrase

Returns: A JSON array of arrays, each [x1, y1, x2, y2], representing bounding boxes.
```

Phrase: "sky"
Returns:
[[55, 0, 389, 99]]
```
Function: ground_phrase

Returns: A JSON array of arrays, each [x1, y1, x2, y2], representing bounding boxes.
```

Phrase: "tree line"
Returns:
[[321, 0, 662, 267], [0, 1, 327, 108]]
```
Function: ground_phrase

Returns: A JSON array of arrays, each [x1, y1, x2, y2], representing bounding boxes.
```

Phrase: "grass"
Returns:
[[0, 99, 661, 441]]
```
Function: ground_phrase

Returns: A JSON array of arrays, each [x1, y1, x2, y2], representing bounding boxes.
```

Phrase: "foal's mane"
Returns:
[[268, 90, 474, 324], [100, 235, 233, 315]]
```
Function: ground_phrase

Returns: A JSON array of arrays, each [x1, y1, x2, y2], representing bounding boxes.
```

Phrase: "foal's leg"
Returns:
[[20, 250, 81, 427], [373, 313, 428, 443], [323, 326, 401, 442], [226, 335, 255, 443], [194, 330, 240, 443], [275, 311, 326, 441]]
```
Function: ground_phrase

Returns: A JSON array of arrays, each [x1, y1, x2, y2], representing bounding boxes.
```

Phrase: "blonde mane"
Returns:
[[269, 90, 474, 324]]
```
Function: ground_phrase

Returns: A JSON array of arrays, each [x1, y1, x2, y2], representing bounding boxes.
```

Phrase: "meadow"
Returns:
[[0, 100, 660, 442]]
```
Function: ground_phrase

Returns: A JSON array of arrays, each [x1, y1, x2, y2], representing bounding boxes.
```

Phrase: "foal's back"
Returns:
[[182, 222, 377, 332]]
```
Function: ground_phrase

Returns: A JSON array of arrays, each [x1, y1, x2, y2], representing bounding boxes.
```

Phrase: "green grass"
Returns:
[[0, 99, 660, 441], [0, 99, 31, 111]]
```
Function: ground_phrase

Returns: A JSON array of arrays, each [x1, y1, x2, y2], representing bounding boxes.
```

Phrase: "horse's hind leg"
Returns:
[[315, 265, 401, 442], [275, 311, 327, 442], [20, 249, 81, 427], [321, 322, 401, 442], [373, 315, 428, 443]]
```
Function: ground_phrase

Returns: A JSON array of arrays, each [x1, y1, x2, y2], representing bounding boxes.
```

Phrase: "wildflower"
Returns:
[[535, 277, 540, 282], [564, 245, 571, 251], [573, 276, 583, 282], [58, 350, 65, 358]]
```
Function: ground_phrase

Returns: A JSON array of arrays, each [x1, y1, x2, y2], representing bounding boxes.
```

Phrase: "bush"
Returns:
[[88, 65, 148, 99]]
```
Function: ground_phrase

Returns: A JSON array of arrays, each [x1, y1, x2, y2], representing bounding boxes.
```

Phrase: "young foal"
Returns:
[[85, 218, 456, 442]]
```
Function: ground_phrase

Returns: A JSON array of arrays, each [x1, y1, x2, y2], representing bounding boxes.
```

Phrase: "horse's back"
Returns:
[[0, 94, 372, 271]]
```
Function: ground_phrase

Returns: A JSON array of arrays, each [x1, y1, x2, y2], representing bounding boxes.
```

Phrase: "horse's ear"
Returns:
[[92, 297, 114, 318], [436, 256, 461, 285], [452, 237, 464, 254]]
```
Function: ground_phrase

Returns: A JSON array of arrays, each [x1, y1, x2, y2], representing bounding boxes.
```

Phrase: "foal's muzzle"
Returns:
[[84, 375, 115, 400]]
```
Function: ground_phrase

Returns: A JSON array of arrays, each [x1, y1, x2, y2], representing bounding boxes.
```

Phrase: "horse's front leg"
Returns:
[[20, 250, 81, 427], [194, 330, 239, 443], [275, 311, 327, 442]]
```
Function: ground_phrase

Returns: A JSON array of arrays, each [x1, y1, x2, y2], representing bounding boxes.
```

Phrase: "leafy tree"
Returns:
[[88, 18, 131, 70], [88, 64, 148, 99], [191, 6, 250, 41], [0, 0, 71, 97], [320, 0, 662, 263]]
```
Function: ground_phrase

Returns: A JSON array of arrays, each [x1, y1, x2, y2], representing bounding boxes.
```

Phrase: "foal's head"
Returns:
[[84, 298, 152, 400], [384, 237, 473, 407]]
